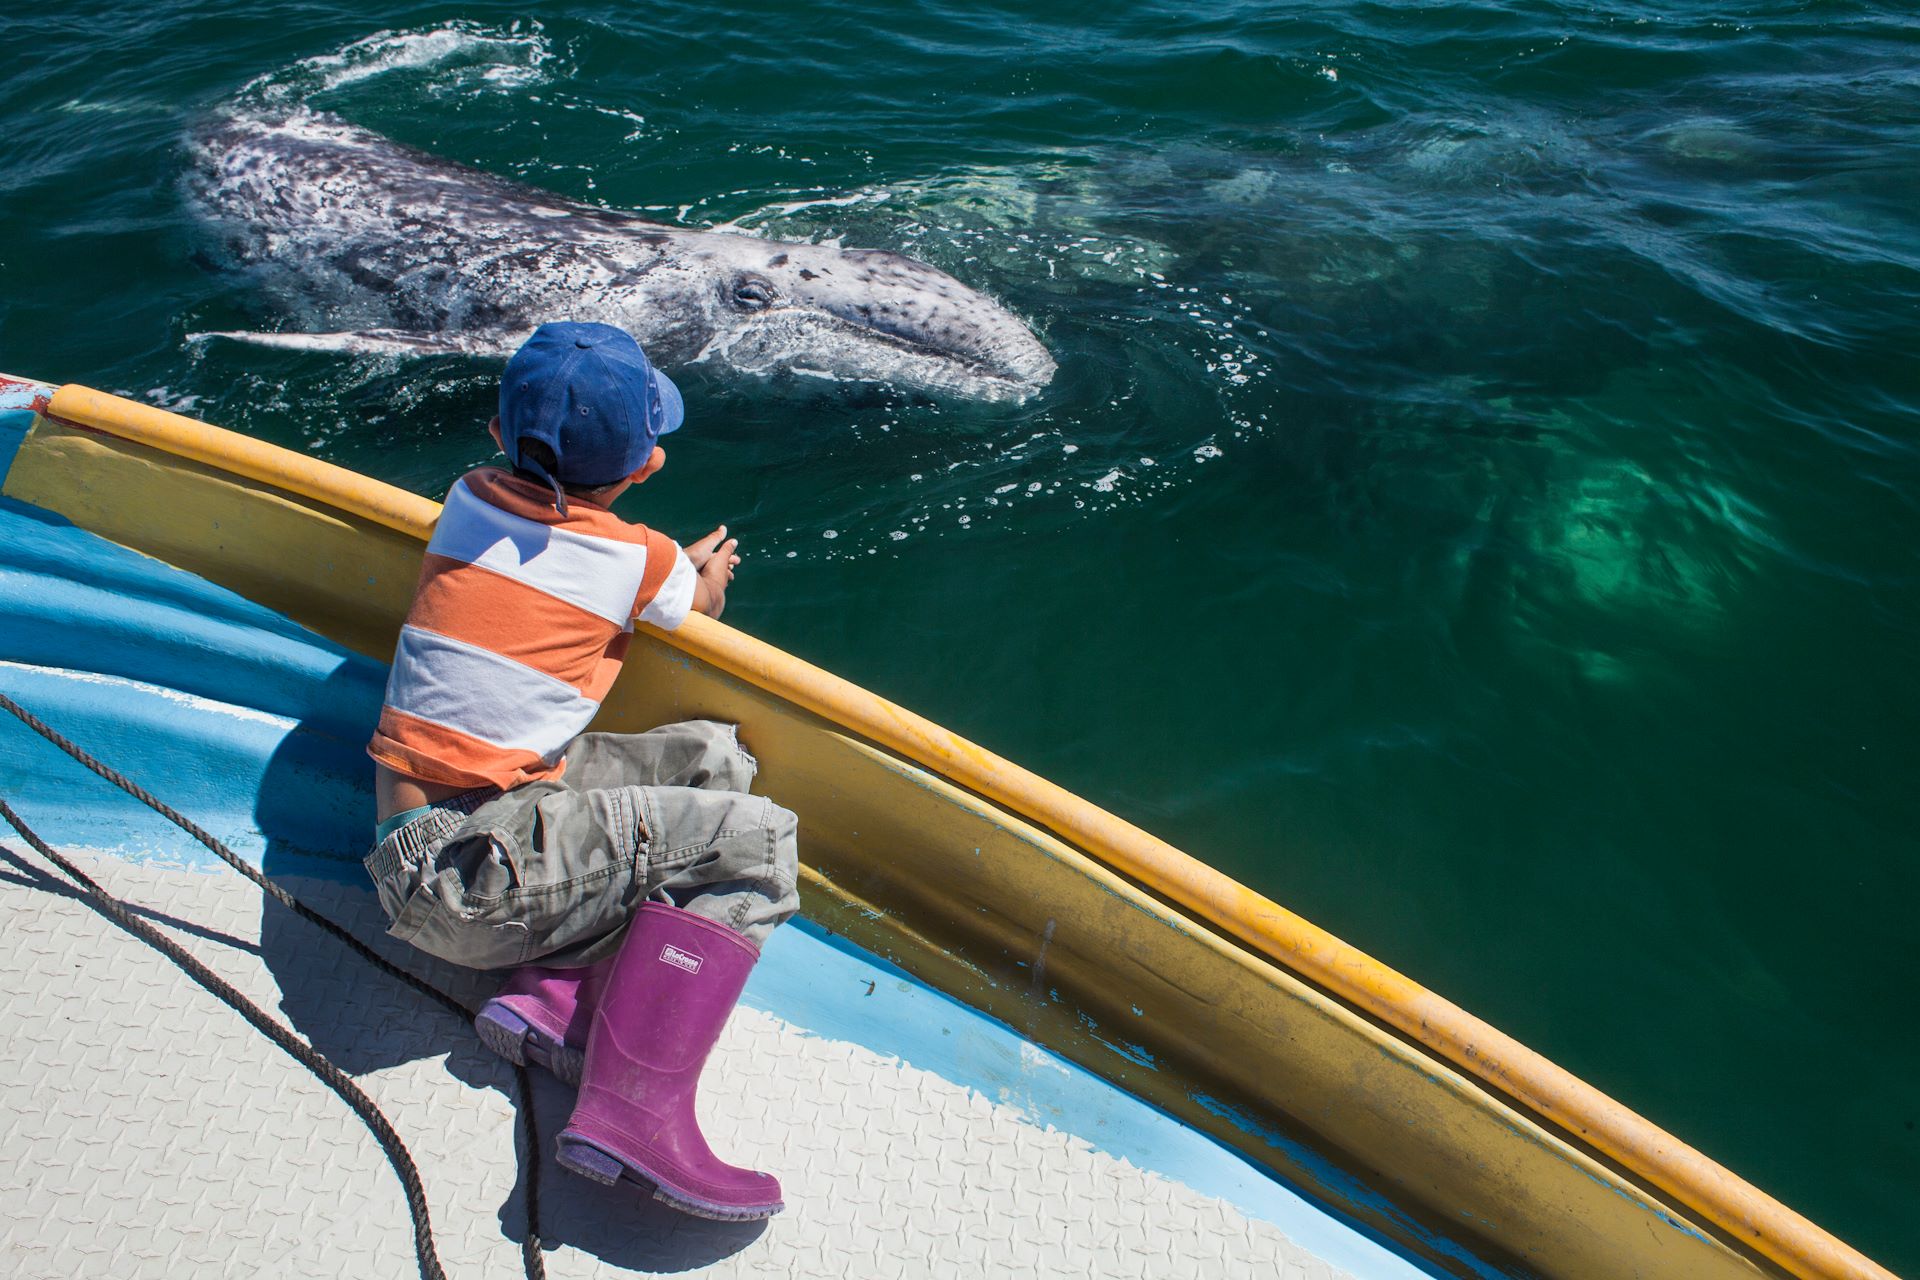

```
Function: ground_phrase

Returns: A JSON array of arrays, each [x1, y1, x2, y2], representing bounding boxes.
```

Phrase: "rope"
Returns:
[[0, 690, 547, 1280]]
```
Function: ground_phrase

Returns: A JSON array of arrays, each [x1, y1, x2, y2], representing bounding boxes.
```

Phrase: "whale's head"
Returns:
[[673, 234, 1055, 403]]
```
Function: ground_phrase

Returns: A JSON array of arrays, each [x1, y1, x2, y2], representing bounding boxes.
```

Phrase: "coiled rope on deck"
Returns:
[[0, 689, 546, 1280]]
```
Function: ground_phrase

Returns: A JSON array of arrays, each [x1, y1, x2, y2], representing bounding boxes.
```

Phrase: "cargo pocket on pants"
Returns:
[[386, 865, 534, 972]]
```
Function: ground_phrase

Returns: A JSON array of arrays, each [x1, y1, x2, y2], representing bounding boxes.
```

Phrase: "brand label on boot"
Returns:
[[659, 943, 703, 974]]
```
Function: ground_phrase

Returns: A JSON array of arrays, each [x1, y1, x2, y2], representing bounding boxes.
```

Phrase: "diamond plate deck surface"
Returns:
[[0, 850, 1357, 1279]]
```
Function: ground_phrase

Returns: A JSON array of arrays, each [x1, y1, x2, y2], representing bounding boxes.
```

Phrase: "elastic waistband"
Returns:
[[373, 803, 435, 845]]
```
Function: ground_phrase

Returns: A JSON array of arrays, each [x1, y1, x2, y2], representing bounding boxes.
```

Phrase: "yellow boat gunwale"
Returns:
[[7, 380, 1894, 1280]]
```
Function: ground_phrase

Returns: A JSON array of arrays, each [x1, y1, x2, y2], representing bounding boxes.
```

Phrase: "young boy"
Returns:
[[362, 321, 798, 1221]]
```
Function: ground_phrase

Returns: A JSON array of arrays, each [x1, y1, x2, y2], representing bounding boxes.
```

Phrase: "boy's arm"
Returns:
[[685, 526, 740, 620], [692, 574, 724, 620]]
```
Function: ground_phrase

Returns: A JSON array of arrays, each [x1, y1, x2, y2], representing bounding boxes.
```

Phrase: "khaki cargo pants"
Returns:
[[363, 721, 800, 969]]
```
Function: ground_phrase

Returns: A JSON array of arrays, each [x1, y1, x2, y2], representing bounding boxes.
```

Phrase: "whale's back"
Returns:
[[188, 110, 673, 333]]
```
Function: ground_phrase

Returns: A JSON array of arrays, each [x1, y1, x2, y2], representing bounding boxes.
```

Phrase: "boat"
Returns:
[[0, 372, 1896, 1279]]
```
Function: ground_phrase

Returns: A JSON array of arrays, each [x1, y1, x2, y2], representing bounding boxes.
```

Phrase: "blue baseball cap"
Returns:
[[498, 321, 683, 514]]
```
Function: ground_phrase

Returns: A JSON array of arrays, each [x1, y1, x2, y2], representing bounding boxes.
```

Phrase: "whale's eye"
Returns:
[[732, 278, 776, 309]]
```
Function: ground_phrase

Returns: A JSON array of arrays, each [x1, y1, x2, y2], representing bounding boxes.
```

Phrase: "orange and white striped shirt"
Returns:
[[367, 468, 697, 790]]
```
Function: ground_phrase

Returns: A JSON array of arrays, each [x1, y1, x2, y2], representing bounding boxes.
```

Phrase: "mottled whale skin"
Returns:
[[187, 111, 1055, 401]]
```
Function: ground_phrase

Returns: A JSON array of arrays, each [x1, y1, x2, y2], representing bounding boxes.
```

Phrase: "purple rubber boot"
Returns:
[[554, 903, 783, 1220], [473, 958, 611, 1085]]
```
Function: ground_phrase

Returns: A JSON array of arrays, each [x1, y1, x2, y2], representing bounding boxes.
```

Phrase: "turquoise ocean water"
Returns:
[[2, 2, 1915, 1268]]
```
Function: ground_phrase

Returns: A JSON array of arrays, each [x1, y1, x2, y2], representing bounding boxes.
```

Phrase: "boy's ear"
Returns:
[[488, 417, 505, 452], [630, 446, 666, 484]]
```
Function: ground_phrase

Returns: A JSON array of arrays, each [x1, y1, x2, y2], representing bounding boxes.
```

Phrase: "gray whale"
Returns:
[[187, 111, 1056, 402]]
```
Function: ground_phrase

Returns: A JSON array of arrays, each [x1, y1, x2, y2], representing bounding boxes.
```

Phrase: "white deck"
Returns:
[[0, 850, 1383, 1279]]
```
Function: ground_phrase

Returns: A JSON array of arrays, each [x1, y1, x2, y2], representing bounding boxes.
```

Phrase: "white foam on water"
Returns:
[[237, 21, 556, 107], [54, 98, 171, 116], [143, 386, 204, 413], [704, 191, 891, 236]]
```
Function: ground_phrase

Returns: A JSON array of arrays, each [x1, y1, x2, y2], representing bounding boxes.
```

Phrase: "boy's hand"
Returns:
[[687, 526, 740, 620], [686, 525, 741, 573]]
